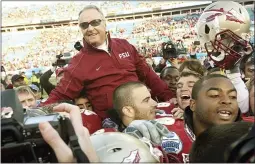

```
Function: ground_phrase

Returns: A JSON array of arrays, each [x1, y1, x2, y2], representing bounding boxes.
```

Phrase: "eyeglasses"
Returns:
[[79, 19, 103, 29]]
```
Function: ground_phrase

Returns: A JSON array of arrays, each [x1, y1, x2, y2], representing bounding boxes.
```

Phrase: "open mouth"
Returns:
[[181, 95, 191, 101], [217, 110, 232, 120]]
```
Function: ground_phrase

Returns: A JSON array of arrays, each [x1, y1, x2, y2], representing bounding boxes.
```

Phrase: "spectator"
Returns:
[[30, 71, 40, 88], [4, 74, 13, 89], [178, 59, 205, 76], [11, 74, 26, 88], [20, 71, 29, 85], [160, 66, 180, 95], [75, 94, 93, 112], [240, 53, 254, 80], [36, 70, 44, 95], [29, 84, 42, 106], [189, 122, 253, 163], [42, 5, 174, 119], [176, 71, 202, 110], [15, 86, 37, 109], [40, 67, 65, 95]]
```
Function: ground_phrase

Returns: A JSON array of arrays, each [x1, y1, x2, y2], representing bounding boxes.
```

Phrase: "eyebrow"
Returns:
[[142, 96, 150, 102], [206, 87, 237, 93]]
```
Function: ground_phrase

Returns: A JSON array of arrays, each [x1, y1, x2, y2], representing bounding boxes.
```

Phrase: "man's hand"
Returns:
[[171, 107, 184, 119], [39, 103, 99, 163], [123, 120, 170, 145]]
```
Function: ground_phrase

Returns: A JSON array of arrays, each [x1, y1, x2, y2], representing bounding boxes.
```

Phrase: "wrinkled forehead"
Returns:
[[79, 9, 104, 23]]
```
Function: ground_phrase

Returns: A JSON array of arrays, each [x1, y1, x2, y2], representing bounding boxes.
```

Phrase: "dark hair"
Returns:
[[191, 74, 229, 100], [113, 81, 145, 119], [189, 122, 253, 163], [240, 53, 254, 74], [179, 59, 206, 76], [160, 66, 178, 79]]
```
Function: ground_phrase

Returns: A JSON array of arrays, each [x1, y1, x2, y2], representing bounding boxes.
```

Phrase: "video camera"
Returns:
[[1, 89, 87, 163], [52, 52, 72, 67], [162, 41, 179, 60], [74, 41, 83, 51]]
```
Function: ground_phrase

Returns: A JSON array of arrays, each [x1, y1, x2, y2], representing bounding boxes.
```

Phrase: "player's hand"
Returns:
[[39, 103, 99, 163], [123, 120, 170, 145], [171, 107, 184, 119]]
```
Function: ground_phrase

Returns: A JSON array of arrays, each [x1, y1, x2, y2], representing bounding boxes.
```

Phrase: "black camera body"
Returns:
[[74, 41, 83, 51], [52, 53, 72, 67], [162, 41, 179, 60], [1, 112, 69, 163], [1, 89, 69, 163]]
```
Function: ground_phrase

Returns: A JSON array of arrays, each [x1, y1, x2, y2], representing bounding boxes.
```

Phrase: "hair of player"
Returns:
[[113, 81, 145, 119], [15, 86, 36, 98], [240, 52, 254, 73], [78, 5, 105, 18], [179, 59, 206, 76], [207, 67, 222, 75], [191, 74, 230, 100], [189, 122, 253, 163], [160, 66, 179, 79]]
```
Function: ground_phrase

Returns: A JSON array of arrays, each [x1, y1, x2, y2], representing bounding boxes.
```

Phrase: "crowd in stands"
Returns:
[[2, 2, 254, 74]]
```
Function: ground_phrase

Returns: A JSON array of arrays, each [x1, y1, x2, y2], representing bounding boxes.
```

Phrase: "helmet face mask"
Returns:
[[205, 29, 249, 69], [196, 1, 251, 69]]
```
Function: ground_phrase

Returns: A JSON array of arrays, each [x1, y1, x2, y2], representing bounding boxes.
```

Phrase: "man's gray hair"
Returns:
[[78, 5, 105, 18]]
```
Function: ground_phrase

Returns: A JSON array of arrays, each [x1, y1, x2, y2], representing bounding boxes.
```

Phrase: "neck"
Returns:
[[192, 114, 209, 137], [122, 117, 134, 127]]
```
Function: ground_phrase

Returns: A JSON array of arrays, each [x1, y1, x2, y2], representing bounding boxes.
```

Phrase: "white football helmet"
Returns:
[[196, 1, 251, 69], [90, 132, 160, 163]]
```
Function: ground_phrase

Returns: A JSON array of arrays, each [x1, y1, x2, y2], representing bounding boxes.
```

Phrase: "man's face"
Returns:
[[191, 77, 239, 126], [176, 75, 199, 110], [18, 92, 37, 109], [131, 86, 158, 120], [250, 84, 254, 114], [75, 97, 92, 112], [244, 63, 254, 79], [13, 78, 26, 87], [79, 9, 106, 47], [56, 73, 64, 85], [161, 69, 180, 93]]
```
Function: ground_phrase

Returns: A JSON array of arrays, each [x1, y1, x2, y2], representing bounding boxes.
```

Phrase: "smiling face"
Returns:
[[191, 77, 239, 127], [177, 75, 200, 110], [79, 8, 106, 47]]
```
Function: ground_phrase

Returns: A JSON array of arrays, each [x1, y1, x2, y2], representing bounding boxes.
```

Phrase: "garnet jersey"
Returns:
[[81, 110, 102, 134], [155, 113, 195, 163], [157, 102, 175, 114]]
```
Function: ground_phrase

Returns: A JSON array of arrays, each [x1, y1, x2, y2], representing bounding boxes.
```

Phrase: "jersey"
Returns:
[[157, 102, 175, 114], [155, 113, 195, 163], [81, 110, 102, 134]]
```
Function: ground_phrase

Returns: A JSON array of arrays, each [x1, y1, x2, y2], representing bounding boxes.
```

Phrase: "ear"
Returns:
[[122, 106, 135, 118], [189, 99, 196, 112]]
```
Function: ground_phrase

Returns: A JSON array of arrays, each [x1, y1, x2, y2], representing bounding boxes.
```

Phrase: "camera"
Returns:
[[162, 41, 181, 60], [74, 41, 83, 51], [52, 52, 72, 67], [1, 89, 69, 163]]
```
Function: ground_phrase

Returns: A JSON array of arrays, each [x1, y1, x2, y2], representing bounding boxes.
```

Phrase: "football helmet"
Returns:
[[90, 132, 160, 163], [196, 1, 251, 69]]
